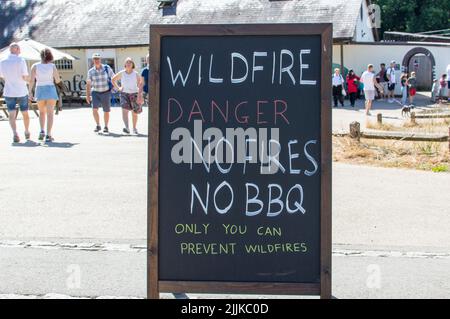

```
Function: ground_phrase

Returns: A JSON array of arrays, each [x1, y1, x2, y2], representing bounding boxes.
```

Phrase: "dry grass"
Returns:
[[366, 118, 450, 134], [333, 136, 450, 172]]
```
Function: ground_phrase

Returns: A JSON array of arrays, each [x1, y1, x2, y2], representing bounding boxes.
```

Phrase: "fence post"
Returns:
[[411, 112, 416, 125], [377, 113, 382, 125], [350, 121, 361, 141]]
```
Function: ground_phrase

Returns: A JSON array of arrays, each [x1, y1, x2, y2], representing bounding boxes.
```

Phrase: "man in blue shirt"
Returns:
[[140, 54, 150, 106]]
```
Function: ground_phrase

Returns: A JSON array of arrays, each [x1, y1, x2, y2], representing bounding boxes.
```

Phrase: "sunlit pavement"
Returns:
[[1, 106, 449, 299]]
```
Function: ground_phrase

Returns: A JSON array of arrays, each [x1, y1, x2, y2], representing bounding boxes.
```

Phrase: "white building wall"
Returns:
[[333, 43, 450, 94], [58, 47, 149, 93]]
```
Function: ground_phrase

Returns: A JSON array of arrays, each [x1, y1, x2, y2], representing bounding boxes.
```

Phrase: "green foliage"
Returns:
[[373, 0, 450, 34], [431, 164, 449, 173]]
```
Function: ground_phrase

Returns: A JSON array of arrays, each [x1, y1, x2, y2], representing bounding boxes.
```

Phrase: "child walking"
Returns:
[[400, 73, 408, 106]]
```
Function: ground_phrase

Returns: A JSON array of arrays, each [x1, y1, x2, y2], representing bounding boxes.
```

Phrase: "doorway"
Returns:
[[402, 47, 436, 91]]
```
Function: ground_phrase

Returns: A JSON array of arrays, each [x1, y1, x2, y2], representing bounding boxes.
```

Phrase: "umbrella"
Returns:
[[0, 39, 76, 61]]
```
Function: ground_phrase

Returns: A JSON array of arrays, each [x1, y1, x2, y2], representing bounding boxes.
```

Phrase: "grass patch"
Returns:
[[432, 165, 449, 173], [333, 136, 450, 172], [365, 118, 450, 134]]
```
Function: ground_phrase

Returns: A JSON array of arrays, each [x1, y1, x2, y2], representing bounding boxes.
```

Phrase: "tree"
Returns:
[[373, 0, 450, 35]]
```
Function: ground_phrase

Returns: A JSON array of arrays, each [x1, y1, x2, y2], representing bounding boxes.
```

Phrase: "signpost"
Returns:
[[148, 24, 332, 299]]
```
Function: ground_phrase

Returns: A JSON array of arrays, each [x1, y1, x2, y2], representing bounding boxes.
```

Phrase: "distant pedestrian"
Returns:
[[400, 73, 408, 106], [86, 53, 115, 134], [376, 63, 388, 101], [29, 48, 62, 142], [360, 64, 380, 116], [112, 57, 144, 135], [447, 64, 450, 101], [0, 43, 30, 143], [407, 72, 417, 107], [332, 68, 345, 107], [346, 69, 360, 107], [439, 74, 448, 104], [386, 61, 397, 103], [141, 54, 150, 106], [431, 79, 440, 103]]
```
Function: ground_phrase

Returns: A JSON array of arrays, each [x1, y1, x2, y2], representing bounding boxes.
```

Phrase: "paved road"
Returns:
[[332, 92, 440, 133], [0, 107, 449, 298]]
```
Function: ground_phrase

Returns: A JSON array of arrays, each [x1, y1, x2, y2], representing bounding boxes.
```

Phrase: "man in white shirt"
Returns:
[[386, 60, 397, 103], [360, 64, 379, 116], [0, 43, 30, 143]]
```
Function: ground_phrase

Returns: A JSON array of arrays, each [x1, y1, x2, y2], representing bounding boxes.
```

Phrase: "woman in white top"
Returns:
[[332, 68, 345, 107], [29, 48, 61, 142], [112, 57, 144, 135]]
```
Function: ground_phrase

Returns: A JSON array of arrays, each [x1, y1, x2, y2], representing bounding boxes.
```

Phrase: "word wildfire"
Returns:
[[166, 49, 318, 87]]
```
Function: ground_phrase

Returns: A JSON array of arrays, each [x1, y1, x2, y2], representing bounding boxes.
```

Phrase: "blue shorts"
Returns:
[[5, 96, 29, 112], [36, 85, 58, 101], [91, 91, 111, 112]]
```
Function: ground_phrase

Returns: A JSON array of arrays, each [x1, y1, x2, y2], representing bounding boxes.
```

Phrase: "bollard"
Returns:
[[349, 121, 361, 141], [377, 113, 382, 125], [411, 112, 416, 125]]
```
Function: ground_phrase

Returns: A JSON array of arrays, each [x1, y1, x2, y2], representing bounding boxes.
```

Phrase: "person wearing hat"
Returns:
[[386, 61, 397, 103], [86, 53, 115, 133]]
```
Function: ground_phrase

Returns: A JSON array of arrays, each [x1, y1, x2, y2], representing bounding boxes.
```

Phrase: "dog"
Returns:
[[401, 105, 411, 117]]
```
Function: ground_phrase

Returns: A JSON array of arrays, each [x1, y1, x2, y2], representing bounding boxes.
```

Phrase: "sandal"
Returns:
[[38, 131, 45, 141], [25, 132, 31, 140], [13, 134, 20, 143], [45, 135, 54, 143]]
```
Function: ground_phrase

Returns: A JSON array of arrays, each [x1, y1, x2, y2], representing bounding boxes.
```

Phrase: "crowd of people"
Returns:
[[332, 61, 450, 116], [0, 43, 150, 143]]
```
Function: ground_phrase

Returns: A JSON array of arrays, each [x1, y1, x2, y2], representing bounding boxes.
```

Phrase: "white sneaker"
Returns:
[[133, 128, 139, 135]]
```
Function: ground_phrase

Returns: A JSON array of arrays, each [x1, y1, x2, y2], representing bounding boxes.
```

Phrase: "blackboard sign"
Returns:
[[149, 24, 332, 298]]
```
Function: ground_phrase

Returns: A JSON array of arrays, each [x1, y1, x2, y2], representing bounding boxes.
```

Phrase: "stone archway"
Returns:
[[402, 47, 436, 90]]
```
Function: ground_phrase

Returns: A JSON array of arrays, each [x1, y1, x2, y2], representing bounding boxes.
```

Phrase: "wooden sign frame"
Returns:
[[148, 23, 332, 299]]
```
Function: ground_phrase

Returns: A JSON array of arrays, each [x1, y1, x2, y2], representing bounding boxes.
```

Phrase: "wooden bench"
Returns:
[[0, 98, 39, 118]]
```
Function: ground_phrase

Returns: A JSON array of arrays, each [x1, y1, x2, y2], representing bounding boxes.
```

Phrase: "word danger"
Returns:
[[166, 49, 317, 87]]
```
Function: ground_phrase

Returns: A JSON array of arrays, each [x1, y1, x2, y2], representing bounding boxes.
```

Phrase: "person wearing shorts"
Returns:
[[360, 64, 377, 116], [29, 48, 61, 142], [407, 72, 417, 106], [86, 53, 115, 133], [112, 57, 144, 135], [0, 43, 30, 143], [386, 61, 397, 103]]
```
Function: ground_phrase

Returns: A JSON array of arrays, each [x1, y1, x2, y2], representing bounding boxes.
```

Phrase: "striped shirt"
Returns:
[[87, 64, 115, 92]]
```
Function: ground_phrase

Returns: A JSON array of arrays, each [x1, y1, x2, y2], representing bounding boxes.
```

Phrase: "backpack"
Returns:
[[104, 65, 113, 91], [383, 70, 389, 82]]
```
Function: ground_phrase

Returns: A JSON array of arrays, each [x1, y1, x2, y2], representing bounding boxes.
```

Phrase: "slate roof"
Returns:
[[1, 0, 371, 48]]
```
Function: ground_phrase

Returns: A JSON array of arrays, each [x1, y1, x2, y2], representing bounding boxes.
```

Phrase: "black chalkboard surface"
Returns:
[[149, 24, 332, 298]]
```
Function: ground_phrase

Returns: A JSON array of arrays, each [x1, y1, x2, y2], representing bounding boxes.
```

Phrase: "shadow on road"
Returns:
[[45, 142, 79, 148], [11, 141, 40, 148], [99, 133, 148, 138]]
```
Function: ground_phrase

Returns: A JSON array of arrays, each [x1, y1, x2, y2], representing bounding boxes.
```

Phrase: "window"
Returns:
[[55, 59, 73, 70], [158, 0, 176, 9]]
